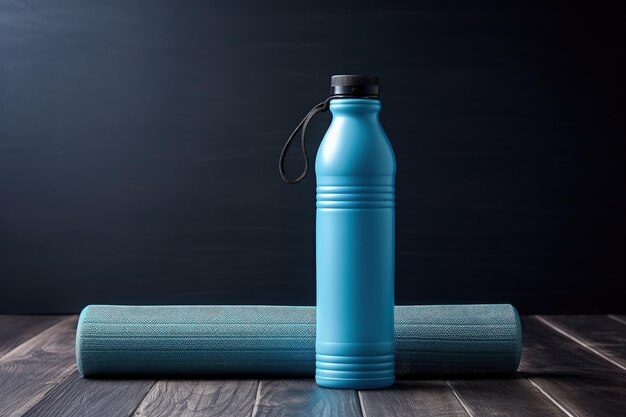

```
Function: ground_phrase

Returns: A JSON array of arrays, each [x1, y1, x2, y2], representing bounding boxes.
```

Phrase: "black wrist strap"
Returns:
[[278, 95, 377, 184], [278, 98, 331, 184]]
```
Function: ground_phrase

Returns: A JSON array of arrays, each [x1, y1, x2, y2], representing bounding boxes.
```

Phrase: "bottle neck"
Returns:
[[329, 98, 381, 117]]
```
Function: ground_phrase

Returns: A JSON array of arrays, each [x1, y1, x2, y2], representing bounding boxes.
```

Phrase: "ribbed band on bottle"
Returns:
[[316, 185, 395, 209]]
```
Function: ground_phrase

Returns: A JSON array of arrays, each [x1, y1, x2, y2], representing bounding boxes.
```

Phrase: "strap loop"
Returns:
[[278, 98, 331, 184], [279, 95, 377, 184]]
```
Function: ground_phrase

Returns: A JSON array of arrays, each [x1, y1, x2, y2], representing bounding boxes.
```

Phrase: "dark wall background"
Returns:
[[1, 1, 624, 314]]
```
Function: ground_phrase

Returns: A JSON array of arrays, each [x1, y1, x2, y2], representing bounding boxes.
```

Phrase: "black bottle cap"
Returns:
[[330, 74, 379, 97]]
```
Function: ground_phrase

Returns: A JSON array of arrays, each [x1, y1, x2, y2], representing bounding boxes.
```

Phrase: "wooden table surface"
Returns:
[[0, 314, 624, 417]]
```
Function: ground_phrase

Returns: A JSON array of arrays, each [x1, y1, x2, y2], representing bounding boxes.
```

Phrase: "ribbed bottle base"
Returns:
[[315, 354, 395, 389]]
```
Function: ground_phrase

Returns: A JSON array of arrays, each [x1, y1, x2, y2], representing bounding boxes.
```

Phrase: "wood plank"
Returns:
[[359, 380, 468, 417], [446, 376, 566, 416], [134, 379, 257, 417], [252, 379, 362, 417], [0, 315, 68, 358], [0, 316, 78, 417], [519, 316, 626, 417], [537, 315, 626, 369], [608, 315, 626, 325], [22, 370, 155, 417]]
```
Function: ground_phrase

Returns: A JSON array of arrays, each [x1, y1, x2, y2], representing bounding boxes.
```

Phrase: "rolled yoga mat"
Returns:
[[76, 304, 522, 377]]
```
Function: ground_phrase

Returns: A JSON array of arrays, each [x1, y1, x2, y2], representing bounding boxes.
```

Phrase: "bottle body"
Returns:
[[315, 98, 396, 389]]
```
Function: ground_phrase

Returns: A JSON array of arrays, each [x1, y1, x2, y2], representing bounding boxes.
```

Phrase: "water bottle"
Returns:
[[279, 75, 395, 389]]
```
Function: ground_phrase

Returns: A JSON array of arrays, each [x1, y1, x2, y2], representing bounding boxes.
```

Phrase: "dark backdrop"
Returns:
[[1, 1, 624, 314]]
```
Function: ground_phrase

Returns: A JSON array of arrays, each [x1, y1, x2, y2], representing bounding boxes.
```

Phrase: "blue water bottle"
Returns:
[[279, 75, 395, 389]]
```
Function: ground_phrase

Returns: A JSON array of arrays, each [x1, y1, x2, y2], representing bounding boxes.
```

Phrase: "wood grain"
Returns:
[[447, 376, 565, 417], [135, 379, 258, 417], [22, 370, 155, 417], [0, 316, 78, 417], [1, 314, 624, 416], [0, 315, 68, 358], [519, 316, 626, 417], [252, 379, 362, 417], [538, 315, 626, 369], [359, 380, 468, 417]]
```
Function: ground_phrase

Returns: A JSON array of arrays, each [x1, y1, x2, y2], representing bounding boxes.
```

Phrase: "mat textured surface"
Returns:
[[76, 304, 522, 376]]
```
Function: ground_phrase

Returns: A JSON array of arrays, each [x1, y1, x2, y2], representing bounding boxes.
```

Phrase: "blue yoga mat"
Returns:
[[76, 304, 522, 377]]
